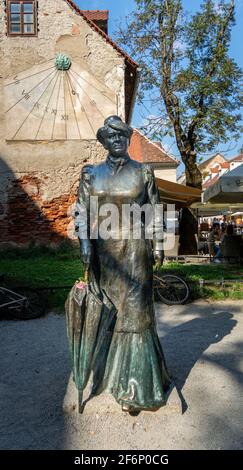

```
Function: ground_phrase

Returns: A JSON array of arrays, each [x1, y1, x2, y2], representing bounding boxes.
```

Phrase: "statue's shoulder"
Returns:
[[95, 160, 107, 170], [81, 164, 94, 182], [81, 161, 109, 181]]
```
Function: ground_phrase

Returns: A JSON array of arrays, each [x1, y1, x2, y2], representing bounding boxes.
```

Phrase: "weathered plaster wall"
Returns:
[[154, 168, 177, 183], [0, 0, 125, 97], [0, 0, 125, 244]]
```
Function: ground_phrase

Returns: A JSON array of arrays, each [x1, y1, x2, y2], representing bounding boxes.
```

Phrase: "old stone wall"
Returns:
[[0, 0, 125, 245], [0, 143, 107, 245], [0, 0, 125, 97]]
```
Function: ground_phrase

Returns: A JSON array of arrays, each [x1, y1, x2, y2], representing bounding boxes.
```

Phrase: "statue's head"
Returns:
[[97, 115, 133, 158]]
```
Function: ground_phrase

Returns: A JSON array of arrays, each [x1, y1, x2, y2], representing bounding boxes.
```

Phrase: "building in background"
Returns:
[[177, 152, 243, 191], [0, 0, 138, 245], [129, 129, 180, 182], [228, 153, 243, 172]]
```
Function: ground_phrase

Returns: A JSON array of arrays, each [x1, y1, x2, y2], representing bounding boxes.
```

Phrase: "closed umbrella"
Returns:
[[65, 275, 114, 412]]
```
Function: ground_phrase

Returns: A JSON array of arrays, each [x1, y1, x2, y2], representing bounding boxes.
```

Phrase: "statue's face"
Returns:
[[104, 128, 129, 157]]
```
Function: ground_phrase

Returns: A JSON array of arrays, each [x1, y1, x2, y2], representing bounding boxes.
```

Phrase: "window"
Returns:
[[7, 1, 37, 36]]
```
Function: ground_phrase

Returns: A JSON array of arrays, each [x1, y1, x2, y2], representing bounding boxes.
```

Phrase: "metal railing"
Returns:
[[165, 255, 242, 264]]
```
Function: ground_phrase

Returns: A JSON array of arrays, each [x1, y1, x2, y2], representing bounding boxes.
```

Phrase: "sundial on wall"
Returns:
[[4, 54, 118, 141]]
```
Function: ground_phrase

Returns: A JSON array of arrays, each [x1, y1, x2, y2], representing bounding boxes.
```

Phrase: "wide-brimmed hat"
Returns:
[[97, 115, 133, 146]]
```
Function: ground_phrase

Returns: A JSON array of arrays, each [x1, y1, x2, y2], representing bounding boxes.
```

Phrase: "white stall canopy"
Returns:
[[203, 164, 243, 203]]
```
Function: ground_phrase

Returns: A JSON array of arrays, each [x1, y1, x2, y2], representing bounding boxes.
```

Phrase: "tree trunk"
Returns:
[[178, 152, 201, 255], [183, 151, 202, 190]]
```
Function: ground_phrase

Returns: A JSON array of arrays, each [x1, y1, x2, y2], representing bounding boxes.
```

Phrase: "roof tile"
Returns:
[[129, 129, 179, 165], [229, 153, 243, 163], [81, 10, 109, 21], [220, 162, 230, 169]]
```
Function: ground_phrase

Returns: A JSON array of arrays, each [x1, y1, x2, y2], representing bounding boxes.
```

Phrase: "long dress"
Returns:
[[76, 154, 172, 411]]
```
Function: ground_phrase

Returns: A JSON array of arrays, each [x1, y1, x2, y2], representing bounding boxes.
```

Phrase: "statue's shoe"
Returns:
[[122, 403, 140, 416]]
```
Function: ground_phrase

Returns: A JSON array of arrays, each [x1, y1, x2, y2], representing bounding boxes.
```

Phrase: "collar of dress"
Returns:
[[106, 154, 130, 175]]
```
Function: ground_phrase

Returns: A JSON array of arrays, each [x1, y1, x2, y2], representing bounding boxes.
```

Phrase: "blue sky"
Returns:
[[76, 1, 243, 160]]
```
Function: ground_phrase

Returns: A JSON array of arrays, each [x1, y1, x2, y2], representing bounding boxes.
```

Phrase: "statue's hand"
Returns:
[[80, 240, 92, 268], [153, 250, 164, 266]]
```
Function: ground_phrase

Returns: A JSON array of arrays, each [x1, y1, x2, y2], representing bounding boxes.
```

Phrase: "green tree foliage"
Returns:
[[116, 0, 242, 188]]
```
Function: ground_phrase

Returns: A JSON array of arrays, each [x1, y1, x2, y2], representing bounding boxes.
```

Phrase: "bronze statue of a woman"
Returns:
[[68, 115, 172, 413]]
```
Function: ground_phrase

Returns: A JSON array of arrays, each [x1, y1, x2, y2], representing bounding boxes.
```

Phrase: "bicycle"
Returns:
[[153, 272, 190, 305], [0, 285, 45, 320]]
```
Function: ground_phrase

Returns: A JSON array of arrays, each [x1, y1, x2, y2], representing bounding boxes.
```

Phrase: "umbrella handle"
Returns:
[[84, 269, 89, 283], [78, 390, 84, 414]]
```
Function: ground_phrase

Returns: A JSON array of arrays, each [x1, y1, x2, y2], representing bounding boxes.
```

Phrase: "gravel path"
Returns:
[[0, 300, 243, 450]]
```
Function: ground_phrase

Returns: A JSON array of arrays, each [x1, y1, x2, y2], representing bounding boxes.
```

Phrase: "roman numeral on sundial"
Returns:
[[22, 90, 30, 100]]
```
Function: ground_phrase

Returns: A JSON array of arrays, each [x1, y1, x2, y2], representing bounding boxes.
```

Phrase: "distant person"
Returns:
[[219, 223, 227, 241], [220, 224, 241, 262], [221, 224, 234, 250], [208, 223, 220, 260], [219, 217, 226, 228]]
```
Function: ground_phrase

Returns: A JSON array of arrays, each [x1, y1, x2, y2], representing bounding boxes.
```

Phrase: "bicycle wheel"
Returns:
[[11, 289, 46, 320], [155, 274, 190, 305]]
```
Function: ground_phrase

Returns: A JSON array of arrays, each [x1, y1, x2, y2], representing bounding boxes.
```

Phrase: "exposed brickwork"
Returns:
[[71, 23, 80, 35], [0, 174, 77, 245]]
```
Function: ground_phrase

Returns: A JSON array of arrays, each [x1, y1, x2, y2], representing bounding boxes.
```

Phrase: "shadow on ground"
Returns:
[[0, 301, 242, 449], [0, 315, 71, 450], [157, 302, 240, 413]]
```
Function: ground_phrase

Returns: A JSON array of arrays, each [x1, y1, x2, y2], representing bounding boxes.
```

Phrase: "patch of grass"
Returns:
[[0, 251, 242, 311], [0, 257, 83, 288], [0, 239, 80, 260], [157, 262, 243, 301], [0, 244, 83, 312], [197, 284, 243, 301], [162, 262, 243, 281]]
